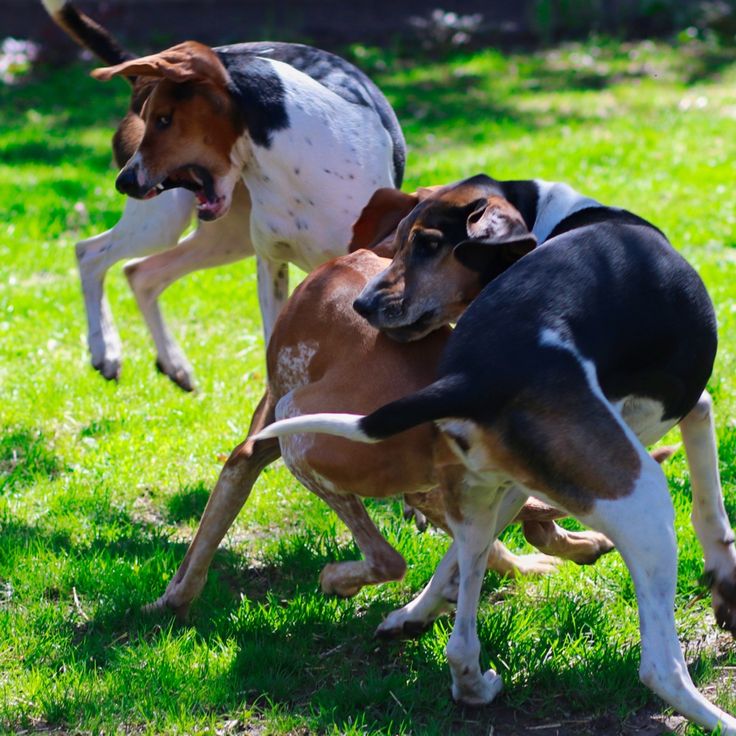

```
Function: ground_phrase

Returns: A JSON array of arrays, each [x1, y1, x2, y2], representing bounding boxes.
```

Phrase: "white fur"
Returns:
[[532, 180, 603, 243], [253, 413, 374, 443], [41, 0, 65, 13], [243, 58, 396, 271]]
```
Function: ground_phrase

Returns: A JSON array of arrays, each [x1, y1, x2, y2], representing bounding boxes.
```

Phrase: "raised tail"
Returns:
[[253, 375, 468, 444], [41, 0, 133, 67]]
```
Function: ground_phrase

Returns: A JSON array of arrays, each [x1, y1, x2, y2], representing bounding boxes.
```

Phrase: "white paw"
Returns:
[[156, 354, 195, 392], [375, 607, 433, 639], [90, 338, 122, 381], [511, 553, 561, 576], [451, 669, 503, 706]]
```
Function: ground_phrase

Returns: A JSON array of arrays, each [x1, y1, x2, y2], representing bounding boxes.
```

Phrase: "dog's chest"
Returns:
[[242, 67, 395, 270]]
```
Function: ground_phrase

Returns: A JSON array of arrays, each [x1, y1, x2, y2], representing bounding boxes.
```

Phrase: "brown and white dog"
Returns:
[[256, 176, 736, 733], [146, 239, 618, 620], [42, 0, 404, 389]]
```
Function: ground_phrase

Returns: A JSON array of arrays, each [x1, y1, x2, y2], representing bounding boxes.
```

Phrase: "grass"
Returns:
[[2, 34, 736, 734]]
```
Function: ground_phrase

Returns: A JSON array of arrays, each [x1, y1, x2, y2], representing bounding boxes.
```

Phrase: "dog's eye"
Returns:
[[414, 236, 442, 256], [155, 114, 172, 130]]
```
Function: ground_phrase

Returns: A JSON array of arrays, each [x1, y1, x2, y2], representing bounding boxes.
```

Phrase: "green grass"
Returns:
[[2, 35, 736, 734]]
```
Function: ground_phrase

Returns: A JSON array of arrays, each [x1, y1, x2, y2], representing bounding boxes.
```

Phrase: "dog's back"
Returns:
[[267, 250, 451, 498]]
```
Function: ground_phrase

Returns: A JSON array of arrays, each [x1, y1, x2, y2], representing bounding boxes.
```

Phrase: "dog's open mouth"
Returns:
[[145, 165, 225, 220]]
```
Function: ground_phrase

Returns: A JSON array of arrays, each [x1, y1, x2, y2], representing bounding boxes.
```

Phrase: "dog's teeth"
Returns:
[[155, 183, 164, 192]]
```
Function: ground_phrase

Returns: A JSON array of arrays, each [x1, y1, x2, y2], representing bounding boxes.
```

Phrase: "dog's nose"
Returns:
[[115, 166, 144, 197], [353, 294, 376, 319]]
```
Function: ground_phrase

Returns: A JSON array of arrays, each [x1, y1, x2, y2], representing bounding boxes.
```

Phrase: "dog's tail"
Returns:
[[41, 0, 133, 68], [253, 375, 468, 444]]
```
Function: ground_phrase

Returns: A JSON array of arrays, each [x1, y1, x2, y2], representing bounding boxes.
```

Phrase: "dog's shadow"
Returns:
[[0, 471, 697, 735]]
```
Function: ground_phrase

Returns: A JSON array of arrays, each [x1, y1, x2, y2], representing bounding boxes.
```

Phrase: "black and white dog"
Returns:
[[43, 0, 404, 389], [256, 175, 736, 734]]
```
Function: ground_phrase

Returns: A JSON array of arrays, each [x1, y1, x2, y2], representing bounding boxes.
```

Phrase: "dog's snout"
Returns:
[[115, 166, 138, 196], [115, 165, 145, 197], [353, 294, 376, 319]]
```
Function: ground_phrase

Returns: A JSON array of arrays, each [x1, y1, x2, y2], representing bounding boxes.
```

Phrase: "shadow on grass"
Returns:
[[4, 494, 714, 734]]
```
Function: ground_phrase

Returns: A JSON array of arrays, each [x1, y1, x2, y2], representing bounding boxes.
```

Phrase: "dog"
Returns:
[[145, 242, 619, 620], [42, 0, 405, 390], [255, 175, 736, 733]]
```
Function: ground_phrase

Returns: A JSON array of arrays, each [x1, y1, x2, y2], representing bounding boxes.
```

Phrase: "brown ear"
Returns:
[[453, 196, 536, 278], [349, 188, 419, 253], [92, 41, 229, 86]]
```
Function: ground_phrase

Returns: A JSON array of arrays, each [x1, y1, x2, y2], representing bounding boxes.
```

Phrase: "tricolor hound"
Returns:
[[256, 175, 736, 733], [146, 243, 617, 620], [42, 0, 404, 389]]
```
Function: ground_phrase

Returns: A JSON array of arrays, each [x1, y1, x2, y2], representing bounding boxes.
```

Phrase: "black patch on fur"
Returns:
[[216, 42, 405, 186], [216, 51, 289, 148]]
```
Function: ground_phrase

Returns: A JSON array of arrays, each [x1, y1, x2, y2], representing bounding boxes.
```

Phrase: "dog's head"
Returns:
[[349, 174, 537, 341], [93, 41, 243, 220]]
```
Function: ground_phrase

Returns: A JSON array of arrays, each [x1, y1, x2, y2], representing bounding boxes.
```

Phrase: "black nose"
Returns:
[[353, 294, 375, 319], [115, 166, 143, 197]]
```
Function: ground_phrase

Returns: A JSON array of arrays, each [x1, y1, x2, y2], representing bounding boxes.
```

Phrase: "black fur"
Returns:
[[358, 195, 717, 439]]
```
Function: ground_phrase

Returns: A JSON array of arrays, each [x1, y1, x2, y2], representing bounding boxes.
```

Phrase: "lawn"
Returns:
[[2, 35, 736, 735]]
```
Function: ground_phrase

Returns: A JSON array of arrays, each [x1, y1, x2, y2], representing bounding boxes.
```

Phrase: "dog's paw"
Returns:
[[508, 552, 561, 576], [564, 530, 615, 566], [375, 603, 448, 640], [709, 568, 736, 636], [155, 357, 195, 392], [141, 591, 191, 622], [319, 563, 363, 598], [451, 669, 503, 707], [92, 354, 122, 381]]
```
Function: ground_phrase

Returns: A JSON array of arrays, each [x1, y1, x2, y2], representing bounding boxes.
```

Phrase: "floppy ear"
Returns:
[[349, 188, 419, 253], [453, 197, 536, 278], [92, 41, 229, 86]]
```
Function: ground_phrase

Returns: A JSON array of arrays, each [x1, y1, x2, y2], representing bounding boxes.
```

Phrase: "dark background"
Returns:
[[6, 0, 711, 54]]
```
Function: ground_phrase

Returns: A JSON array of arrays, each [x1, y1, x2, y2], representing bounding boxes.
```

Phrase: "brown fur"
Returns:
[[94, 42, 243, 194]]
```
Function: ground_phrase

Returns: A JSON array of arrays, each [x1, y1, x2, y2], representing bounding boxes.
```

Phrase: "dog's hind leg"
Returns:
[[315, 492, 407, 597], [76, 189, 194, 380], [582, 450, 736, 734], [679, 390, 736, 634], [124, 183, 254, 391], [144, 391, 279, 620], [521, 521, 614, 565], [407, 488, 560, 577]]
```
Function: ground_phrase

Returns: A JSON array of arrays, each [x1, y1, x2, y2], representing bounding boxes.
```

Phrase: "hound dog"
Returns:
[[42, 0, 404, 389], [255, 175, 736, 733], [145, 243, 617, 620]]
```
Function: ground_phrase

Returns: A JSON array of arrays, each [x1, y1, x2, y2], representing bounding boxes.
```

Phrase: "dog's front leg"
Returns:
[[76, 191, 194, 380], [257, 256, 289, 346]]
